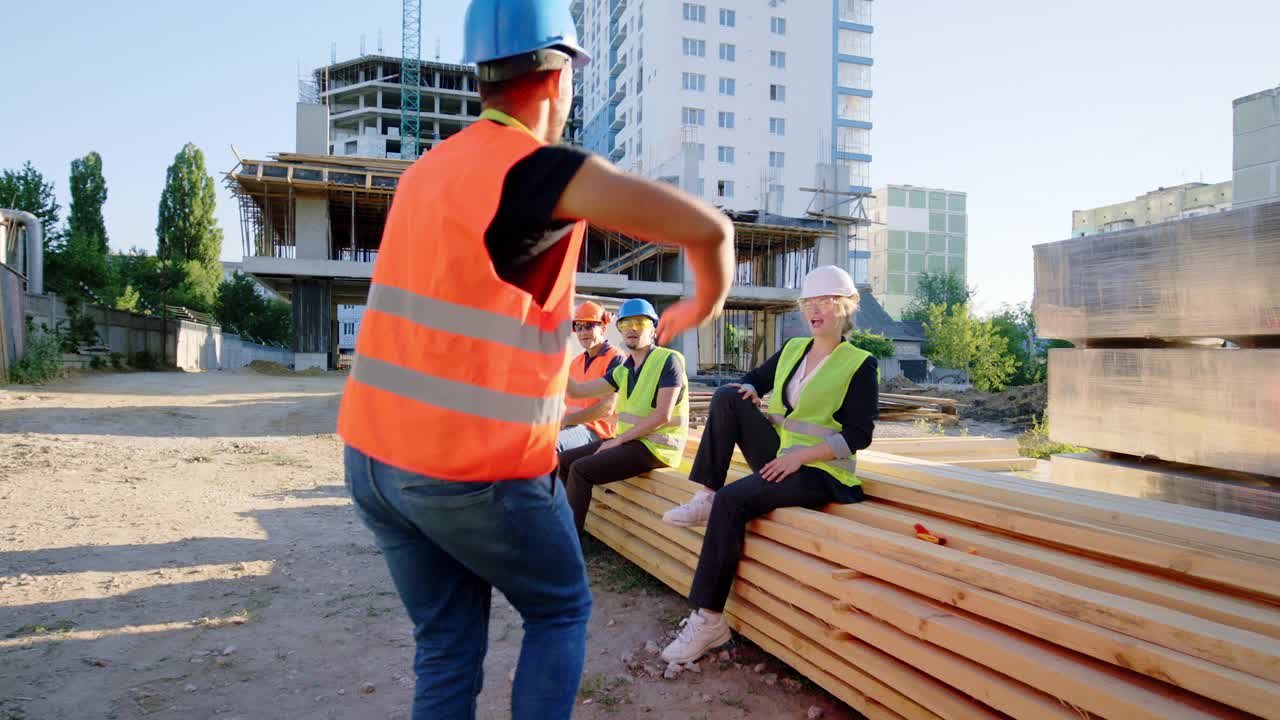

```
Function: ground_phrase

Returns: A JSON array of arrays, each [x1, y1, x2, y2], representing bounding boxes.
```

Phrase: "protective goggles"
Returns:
[[572, 321, 603, 332], [616, 317, 655, 332], [799, 296, 839, 311]]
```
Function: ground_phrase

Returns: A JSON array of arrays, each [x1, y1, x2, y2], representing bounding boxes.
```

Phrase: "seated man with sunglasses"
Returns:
[[558, 301, 626, 453], [560, 298, 689, 533]]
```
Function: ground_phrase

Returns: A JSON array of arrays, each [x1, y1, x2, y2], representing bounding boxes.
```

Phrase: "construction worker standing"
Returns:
[[557, 301, 625, 453], [335, 0, 734, 716], [560, 298, 690, 532]]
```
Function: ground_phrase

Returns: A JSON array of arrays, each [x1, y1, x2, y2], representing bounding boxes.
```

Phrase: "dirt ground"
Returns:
[[0, 370, 880, 720]]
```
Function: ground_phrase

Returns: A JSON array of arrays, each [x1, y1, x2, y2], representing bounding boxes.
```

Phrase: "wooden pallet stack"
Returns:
[[585, 432, 1280, 719], [1033, 200, 1280, 506]]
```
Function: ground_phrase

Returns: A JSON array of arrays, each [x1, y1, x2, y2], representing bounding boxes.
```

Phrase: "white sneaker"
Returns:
[[662, 490, 714, 527], [661, 610, 732, 664]]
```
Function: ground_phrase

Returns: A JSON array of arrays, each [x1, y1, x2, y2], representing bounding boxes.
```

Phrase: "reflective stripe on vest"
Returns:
[[336, 118, 584, 482], [567, 344, 624, 439], [612, 347, 690, 468], [765, 338, 873, 487]]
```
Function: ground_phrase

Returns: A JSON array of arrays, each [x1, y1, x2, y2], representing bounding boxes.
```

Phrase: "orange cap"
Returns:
[[574, 301, 612, 324]]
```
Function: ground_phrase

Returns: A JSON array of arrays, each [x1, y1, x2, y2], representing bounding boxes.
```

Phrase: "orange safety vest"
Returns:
[[566, 344, 623, 439], [337, 114, 585, 481]]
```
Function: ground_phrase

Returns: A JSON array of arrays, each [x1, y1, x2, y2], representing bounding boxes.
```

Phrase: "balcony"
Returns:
[[610, 113, 627, 132], [570, 0, 583, 17], [609, 144, 626, 162], [610, 21, 628, 49], [610, 0, 627, 22], [609, 82, 627, 105], [609, 49, 627, 77]]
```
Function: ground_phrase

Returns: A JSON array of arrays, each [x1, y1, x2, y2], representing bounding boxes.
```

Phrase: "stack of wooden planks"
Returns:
[[585, 439, 1280, 720], [687, 389, 964, 428]]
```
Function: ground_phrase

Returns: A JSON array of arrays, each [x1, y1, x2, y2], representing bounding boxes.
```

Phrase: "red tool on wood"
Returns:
[[914, 523, 947, 545]]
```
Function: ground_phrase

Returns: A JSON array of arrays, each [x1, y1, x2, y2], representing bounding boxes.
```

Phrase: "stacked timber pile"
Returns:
[[687, 390, 963, 428], [585, 438, 1280, 720], [1033, 199, 1280, 504]]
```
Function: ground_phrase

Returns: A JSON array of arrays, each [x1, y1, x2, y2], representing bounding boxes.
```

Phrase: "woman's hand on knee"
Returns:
[[727, 383, 759, 404], [760, 454, 803, 482]]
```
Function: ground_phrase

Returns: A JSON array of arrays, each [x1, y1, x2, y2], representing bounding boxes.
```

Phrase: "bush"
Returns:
[[1017, 414, 1088, 459], [847, 329, 895, 358], [131, 350, 163, 370], [109, 352, 126, 370], [8, 320, 63, 384]]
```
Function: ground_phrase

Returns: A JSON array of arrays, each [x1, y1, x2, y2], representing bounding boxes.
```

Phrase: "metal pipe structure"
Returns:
[[0, 209, 43, 295]]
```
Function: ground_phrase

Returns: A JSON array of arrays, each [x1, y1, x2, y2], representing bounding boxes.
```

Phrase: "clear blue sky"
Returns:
[[3, 0, 1277, 311]]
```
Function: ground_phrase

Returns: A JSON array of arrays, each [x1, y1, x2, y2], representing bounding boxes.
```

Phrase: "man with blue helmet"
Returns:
[[561, 298, 691, 532], [339, 1, 733, 718]]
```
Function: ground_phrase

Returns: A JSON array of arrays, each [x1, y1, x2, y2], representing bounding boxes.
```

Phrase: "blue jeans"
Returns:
[[555, 424, 600, 454], [344, 446, 592, 720]]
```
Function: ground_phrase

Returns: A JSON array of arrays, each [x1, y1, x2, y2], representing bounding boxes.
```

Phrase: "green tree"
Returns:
[[113, 284, 143, 313], [902, 271, 974, 322], [214, 272, 292, 345], [989, 303, 1036, 385], [923, 303, 1017, 392], [106, 249, 165, 314], [156, 143, 223, 311], [846, 329, 895, 359], [0, 162, 61, 244], [68, 152, 109, 254]]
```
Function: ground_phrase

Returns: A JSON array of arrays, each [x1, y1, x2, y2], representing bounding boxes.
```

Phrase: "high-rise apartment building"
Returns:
[[864, 184, 969, 319], [1070, 182, 1233, 237], [571, 0, 875, 217]]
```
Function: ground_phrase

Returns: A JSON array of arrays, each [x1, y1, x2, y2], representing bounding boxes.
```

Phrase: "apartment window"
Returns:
[[719, 43, 736, 61], [927, 254, 947, 273], [770, 84, 786, 102], [682, 38, 706, 57], [769, 117, 786, 135], [719, 77, 736, 95], [949, 235, 966, 254], [770, 51, 787, 69], [836, 126, 869, 154], [949, 214, 967, 233], [718, 145, 735, 163], [907, 232, 927, 252], [682, 107, 706, 126], [839, 159, 870, 187], [718, 180, 735, 198], [888, 188, 907, 207], [770, 17, 787, 35], [837, 94, 871, 122], [928, 234, 948, 253], [769, 151, 785, 168], [719, 8, 735, 26], [929, 212, 947, 232], [948, 194, 967, 212], [682, 72, 706, 91], [887, 251, 905, 272], [768, 183, 785, 208], [682, 3, 706, 22], [838, 62, 869, 89], [908, 189, 926, 208], [718, 111, 735, 129], [928, 192, 947, 210], [838, 28, 871, 56], [839, 0, 873, 25], [887, 230, 906, 249]]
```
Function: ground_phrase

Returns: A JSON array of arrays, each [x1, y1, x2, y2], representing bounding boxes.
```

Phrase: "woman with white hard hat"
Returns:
[[657, 265, 879, 664]]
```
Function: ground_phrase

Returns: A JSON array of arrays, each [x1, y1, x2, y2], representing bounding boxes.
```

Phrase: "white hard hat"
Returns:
[[800, 265, 859, 300]]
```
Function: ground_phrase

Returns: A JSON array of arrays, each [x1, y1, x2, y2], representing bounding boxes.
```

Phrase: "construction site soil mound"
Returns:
[[246, 360, 328, 377]]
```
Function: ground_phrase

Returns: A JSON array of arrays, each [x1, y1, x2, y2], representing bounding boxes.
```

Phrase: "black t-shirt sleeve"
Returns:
[[483, 142, 592, 300], [604, 366, 621, 391], [604, 354, 625, 376]]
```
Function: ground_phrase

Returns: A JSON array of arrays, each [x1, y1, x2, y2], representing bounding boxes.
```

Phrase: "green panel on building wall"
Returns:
[[888, 230, 906, 249], [906, 275, 920, 294], [888, 188, 906, 207], [908, 190, 926, 208], [948, 194, 966, 212], [948, 235, 966, 253], [908, 232, 927, 251], [928, 192, 946, 210], [948, 256, 965, 277], [929, 213, 947, 232], [928, 234, 947, 252], [908, 253, 926, 273], [948, 214, 967, 233], [887, 275, 906, 294], [927, 254, 946, 273], [887, 251, 905, 272]]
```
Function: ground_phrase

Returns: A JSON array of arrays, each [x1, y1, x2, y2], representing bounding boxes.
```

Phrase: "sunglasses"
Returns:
[[616, 317, 654, 332], [572, 321, 602, 332]]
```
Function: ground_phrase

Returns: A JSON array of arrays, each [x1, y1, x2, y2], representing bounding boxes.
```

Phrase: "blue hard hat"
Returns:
[[463, 0, 590, 70], [617, 298, 659, 324]]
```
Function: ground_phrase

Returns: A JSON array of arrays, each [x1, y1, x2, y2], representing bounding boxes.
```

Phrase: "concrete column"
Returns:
[[377, 88, 384, 111], [292, 279, 333, 370], [295, 196, 330, 261], [816, 225, 850, 272], [295, 103, 328, 154]]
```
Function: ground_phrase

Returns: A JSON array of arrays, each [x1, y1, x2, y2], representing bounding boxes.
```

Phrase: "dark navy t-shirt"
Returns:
[[604, 350, 685, 407]]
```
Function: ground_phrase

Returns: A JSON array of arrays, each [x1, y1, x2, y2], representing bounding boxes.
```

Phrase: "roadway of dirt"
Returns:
[[0, 370, 866, 720]]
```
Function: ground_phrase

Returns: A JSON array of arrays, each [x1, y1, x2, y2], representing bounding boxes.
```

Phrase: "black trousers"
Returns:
[[559, 439, 666, 532], [687, 385, 864, 612]]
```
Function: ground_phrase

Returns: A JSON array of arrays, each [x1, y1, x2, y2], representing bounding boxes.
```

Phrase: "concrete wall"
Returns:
[[1234, 88, 1280, 209], [295, 196, 330, 261], [222, 334, 293, 369], [25, 293, 167, 361], [168, 320, 222, 371]]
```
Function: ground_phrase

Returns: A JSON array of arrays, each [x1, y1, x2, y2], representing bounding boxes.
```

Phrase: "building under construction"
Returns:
[[227, 143, 865, 372]]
